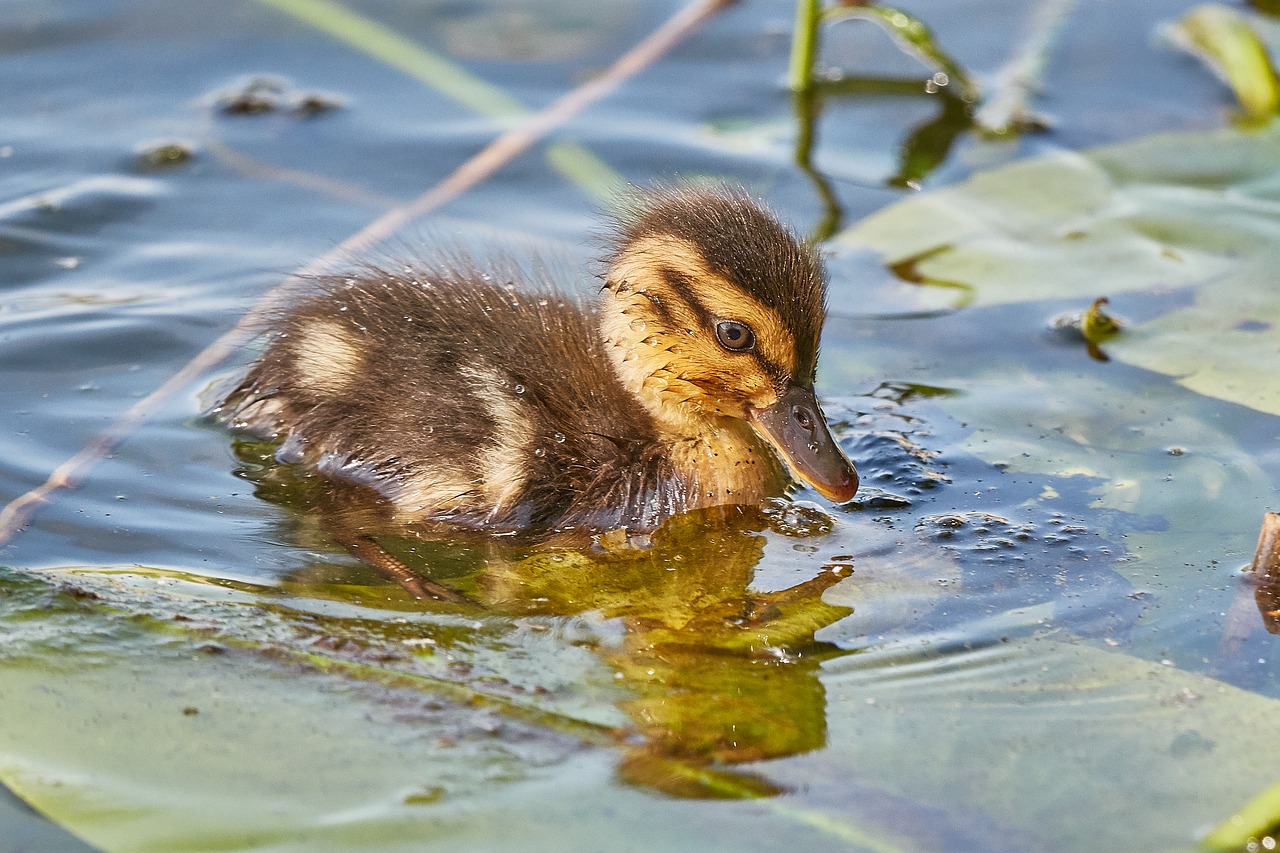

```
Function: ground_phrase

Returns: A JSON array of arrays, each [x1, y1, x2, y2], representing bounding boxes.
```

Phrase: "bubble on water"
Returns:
[[762, 498, 834, 537]]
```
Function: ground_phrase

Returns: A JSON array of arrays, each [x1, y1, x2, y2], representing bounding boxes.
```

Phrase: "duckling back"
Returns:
[[224, 265, 704, 534]]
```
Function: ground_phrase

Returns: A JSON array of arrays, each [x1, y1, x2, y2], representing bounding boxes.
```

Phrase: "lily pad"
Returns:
[[837, 120, 1280, 417], [10, 555, 1280, 853]]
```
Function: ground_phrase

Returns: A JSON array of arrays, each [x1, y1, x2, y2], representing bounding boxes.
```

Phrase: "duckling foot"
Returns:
[[344, 534, 471, 604]]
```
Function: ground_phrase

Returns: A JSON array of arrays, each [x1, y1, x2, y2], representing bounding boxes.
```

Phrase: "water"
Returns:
[[2, 1, 1277, 851]]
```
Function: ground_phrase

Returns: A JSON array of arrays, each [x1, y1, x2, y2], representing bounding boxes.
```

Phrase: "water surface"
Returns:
[[2, 1, 1278, 851]]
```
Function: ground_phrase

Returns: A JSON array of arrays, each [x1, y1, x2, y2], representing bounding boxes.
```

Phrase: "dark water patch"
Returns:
[[0, 783, 99, 853]]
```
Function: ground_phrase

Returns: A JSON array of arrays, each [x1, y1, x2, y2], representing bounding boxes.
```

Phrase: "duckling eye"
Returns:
[[715, 320, 755, 352]]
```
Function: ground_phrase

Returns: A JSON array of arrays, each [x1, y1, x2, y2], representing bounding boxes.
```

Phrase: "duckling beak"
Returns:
[[748, 386, 859, 503]]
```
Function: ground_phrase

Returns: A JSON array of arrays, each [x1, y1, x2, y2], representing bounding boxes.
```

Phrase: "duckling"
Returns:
[[220, 186, 858, 537]]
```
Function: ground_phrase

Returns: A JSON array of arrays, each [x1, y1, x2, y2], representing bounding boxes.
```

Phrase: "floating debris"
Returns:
[[211, 75, 345, 118], [1050, 296, 1125, 361], [137, 139, 196, 168]]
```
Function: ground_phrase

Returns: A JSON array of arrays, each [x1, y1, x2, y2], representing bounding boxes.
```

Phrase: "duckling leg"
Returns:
[[343, 533, 471, 604], [312, 477, 473, 604]]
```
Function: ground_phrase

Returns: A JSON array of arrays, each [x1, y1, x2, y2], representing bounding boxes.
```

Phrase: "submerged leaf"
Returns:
[[617, 753, 785, 800]]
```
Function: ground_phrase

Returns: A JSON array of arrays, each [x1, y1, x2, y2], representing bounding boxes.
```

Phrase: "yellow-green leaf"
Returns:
[[1169, 4, 1280, 118]]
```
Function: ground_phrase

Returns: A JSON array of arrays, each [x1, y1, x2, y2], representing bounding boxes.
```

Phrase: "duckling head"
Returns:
[[600, 186, 858, 503]]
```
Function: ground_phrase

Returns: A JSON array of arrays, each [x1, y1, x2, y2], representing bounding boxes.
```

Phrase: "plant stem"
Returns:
[[789, 0, 822, 92], [973, 0, 1077, 135]]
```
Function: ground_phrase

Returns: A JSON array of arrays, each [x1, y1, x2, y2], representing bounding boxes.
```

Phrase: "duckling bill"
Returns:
[[220, 187, 857, 536]]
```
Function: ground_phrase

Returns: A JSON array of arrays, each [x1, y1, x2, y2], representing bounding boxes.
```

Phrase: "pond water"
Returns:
[[3, 1, 1280, 851]]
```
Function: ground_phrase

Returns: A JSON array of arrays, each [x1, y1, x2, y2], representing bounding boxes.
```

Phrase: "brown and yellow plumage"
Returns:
[[219, 186, 857, 537]]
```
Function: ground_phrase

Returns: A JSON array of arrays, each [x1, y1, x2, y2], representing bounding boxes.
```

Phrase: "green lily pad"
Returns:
[[0, 564, 864, 852], [837, 120, 1280, 417], [800, 635, 1280, 853], [7, 544, 1280, 853]]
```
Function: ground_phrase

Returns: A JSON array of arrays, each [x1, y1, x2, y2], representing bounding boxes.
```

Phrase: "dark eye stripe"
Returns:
[[658, 266, 790, 384], [641, 288, 677, 330], [659, 267, 716, 330], [753, 351, 789, 385]]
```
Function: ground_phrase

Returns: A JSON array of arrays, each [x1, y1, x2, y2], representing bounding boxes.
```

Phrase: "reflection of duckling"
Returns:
[[220, 186, 857, 536]]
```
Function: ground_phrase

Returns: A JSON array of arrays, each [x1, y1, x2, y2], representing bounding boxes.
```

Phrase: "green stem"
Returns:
[[973, 0, 1076, 135], [253, 0, 627, 199], [789, 0, 823, 92], [823, 4, 978, 102], [791, 86, 842, 241], [256, 0, 527, 119]]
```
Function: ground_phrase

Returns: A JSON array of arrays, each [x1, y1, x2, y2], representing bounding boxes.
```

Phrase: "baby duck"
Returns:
[[222, 186, 858, 537]]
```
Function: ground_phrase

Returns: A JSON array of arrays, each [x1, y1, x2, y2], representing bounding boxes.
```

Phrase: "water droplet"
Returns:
[[513, 384, 525, 395], [629, 318, 646, 332], [553, 432, 565, 443], [533, 447, 545, 458]]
